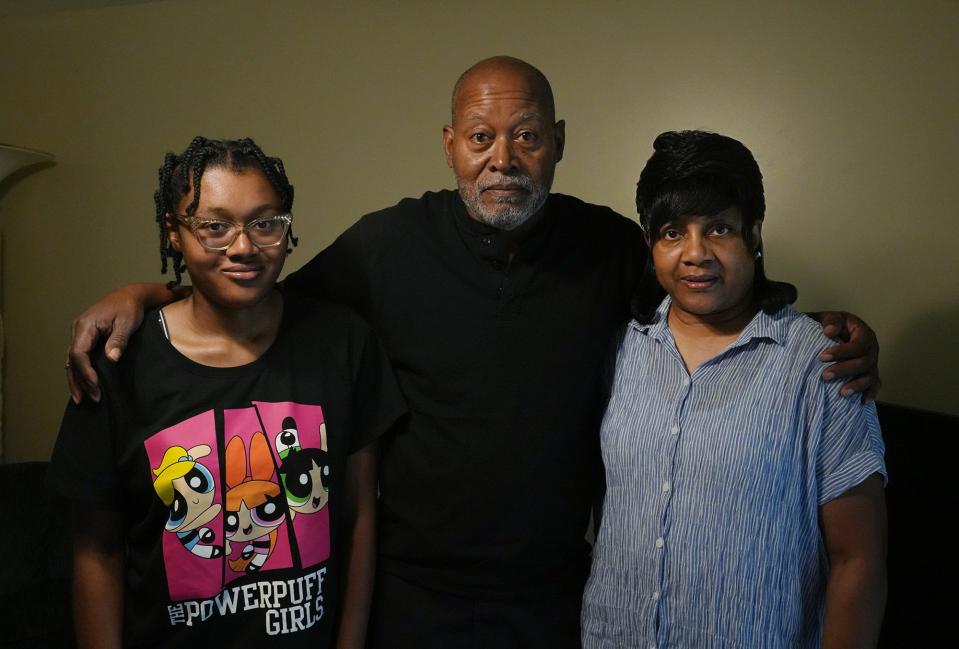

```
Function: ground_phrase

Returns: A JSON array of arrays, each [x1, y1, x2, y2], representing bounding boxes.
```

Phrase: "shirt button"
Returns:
[[670, 425, 679, 435], [482, 237, 493, 245], [682, 377, 689, 386], [655, 537, 664, 549], [662, 481, 671, 493], [651, 591, 660, 601]]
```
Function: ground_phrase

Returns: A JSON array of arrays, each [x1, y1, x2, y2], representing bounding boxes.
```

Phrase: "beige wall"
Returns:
[[1, 0, 956, 462]]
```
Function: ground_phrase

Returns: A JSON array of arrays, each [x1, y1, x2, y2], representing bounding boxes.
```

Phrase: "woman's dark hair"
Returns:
[[631, 130, 797, 323], [154, 136, 297, 286]]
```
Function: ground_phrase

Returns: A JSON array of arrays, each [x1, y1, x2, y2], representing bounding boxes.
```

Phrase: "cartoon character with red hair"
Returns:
[[223, 431, 288, 574]]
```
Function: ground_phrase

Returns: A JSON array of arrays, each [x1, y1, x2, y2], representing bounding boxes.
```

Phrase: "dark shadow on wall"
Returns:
[[880, 304, 959, 418], [769, 237, 957, 418]]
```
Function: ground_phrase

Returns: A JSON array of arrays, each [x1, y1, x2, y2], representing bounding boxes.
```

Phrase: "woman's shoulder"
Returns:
[[768, 305, 835, 357], [768, 306, 860, 403]]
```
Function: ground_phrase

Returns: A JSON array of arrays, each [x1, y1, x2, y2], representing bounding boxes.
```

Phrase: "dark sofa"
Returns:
[[0, 402, 953, 647], [0, 460, 73, 648]]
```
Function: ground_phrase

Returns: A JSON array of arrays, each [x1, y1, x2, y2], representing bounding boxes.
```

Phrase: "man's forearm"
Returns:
[[822, 557, 886, 649]]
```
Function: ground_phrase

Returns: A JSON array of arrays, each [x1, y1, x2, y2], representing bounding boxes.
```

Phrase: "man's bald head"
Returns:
[[451, 56, 556, 125], [443, 56, 564, 231]]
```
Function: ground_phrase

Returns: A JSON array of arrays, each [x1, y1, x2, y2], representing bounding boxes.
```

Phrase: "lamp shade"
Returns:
[[0, 144, 54, 183]]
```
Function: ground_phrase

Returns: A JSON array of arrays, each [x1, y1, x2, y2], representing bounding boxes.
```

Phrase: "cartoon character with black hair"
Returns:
[[275, 416, 331, 516], [152, 444, 223, 559]]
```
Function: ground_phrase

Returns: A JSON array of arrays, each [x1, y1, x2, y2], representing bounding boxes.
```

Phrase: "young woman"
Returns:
[[48, 137, 405, 648], [582, 131, 887, 649]]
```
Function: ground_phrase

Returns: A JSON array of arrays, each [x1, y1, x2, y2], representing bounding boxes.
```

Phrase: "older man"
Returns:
[[68, 57, 878, 648]]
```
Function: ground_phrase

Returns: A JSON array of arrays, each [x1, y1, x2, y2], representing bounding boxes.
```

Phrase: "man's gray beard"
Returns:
[[457, 176, 550, 231]]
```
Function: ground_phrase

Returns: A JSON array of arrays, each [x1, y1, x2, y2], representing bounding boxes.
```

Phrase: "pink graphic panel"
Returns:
[[222, 407, 293, 585], [254, 402, 331, 567], [144, 410, 224, 601]]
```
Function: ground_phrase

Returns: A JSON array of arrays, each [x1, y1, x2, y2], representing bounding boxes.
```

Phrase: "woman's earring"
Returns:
[[754, 249, 763, 260]]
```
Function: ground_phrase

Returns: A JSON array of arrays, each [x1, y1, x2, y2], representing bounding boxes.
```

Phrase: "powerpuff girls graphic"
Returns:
[[143, 403, 330, 604]]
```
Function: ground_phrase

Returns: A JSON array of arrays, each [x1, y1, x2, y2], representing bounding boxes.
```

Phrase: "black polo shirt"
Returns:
[[285, 189, 644, 597]]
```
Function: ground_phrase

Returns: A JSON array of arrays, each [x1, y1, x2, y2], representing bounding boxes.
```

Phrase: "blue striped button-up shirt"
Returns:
[[582, 299, 886, 649]]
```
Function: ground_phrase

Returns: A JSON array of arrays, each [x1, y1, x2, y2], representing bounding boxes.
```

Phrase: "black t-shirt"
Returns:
[[47, 293, 406, 648], [284, 190, 645, 597]]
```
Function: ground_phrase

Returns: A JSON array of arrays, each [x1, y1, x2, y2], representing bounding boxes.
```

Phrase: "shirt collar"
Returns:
[[631, 296, 789, 348], [450, 190, 556, 263]]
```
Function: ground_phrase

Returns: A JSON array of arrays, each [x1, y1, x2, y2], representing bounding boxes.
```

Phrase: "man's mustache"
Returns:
[[478, 176, 535, 192]]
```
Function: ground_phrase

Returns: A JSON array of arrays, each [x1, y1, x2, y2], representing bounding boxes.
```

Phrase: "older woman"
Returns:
[[582, 131, 886, 649]]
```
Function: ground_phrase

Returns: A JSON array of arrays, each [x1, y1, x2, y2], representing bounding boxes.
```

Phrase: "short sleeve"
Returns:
[[348, 324, 407, 454], [814, 383, 887, 506], [46, 391, 122, 511]]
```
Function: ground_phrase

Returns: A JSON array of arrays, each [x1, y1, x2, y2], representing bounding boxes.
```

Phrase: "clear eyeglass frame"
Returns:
[[175, 213, 293, 251]]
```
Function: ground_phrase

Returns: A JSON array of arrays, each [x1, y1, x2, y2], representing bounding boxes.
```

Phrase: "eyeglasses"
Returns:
[[175, 213, 292, 251]]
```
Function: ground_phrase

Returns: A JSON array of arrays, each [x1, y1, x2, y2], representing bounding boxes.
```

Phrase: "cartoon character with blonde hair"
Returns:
[[152, 444, 223, 558], [224, 431, 288, 574]]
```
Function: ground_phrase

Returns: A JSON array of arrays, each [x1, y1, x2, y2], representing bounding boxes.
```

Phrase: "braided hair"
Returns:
[[154, 137, 298, 286]]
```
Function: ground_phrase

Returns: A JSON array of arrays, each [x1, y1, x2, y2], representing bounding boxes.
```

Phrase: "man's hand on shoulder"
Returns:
[[67, 283, 188, 403], [809, 311, 881, 403]]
